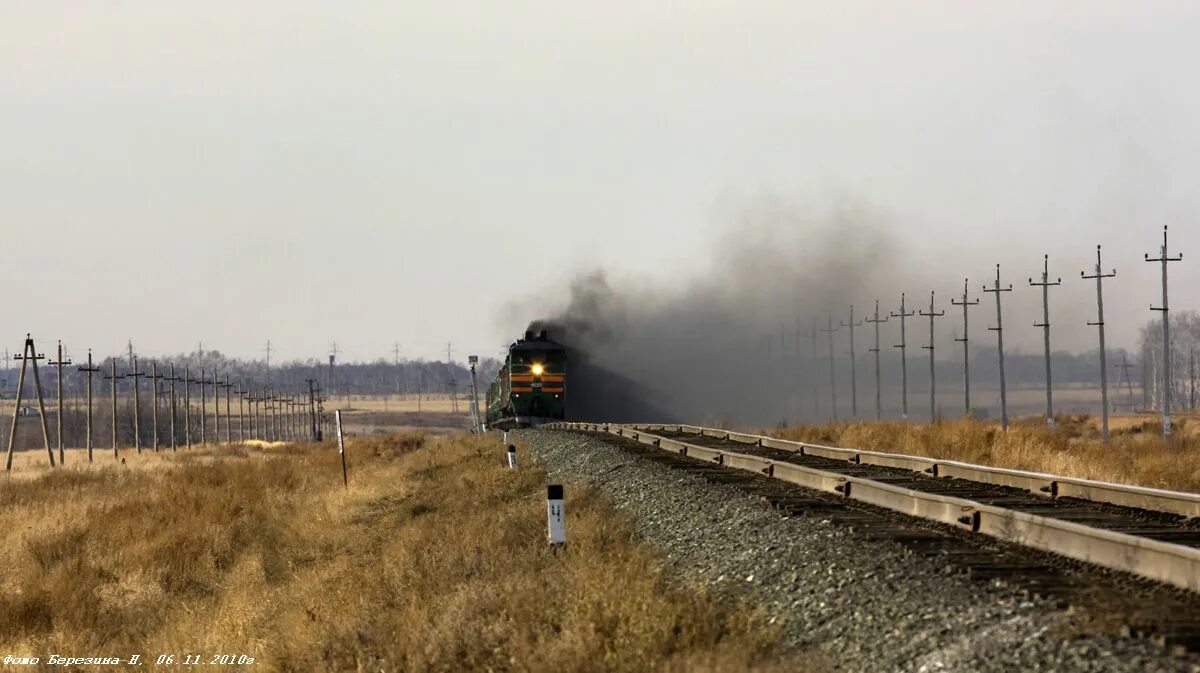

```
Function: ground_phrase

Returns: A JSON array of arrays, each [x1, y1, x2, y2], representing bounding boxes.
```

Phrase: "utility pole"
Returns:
[[48, 341, 72, 465], [184, 367, 197, 448], [920, 292, 945, 424], [951, 278, 980, 417], [468, 355, 481, 432], [984, 264, 1014, 431], [447, 342, 459, 414], [199, 368, 208, 444], [5, 335, 54, 470], [891, 294, 915, 419], [220, 378, 233, 443], [127, 355, 145, 453], [1146, 225, 1183, 439], [821, 314, 840, 421], [1081, 245, 1116, 443], [306, 378, 319, 441], [805, 326, 819, 419], [1116, 353, 1136, 408], [393, 342, 402, 401], [149, 361, 163, 451], [234, 387, 246, 443], [864, 300, 889, 420], [841, 306, 863, 417], [1029, 255, 1062, 427], [77, 350, 100, 463], [252, 391, 262, 441], [165, 365, 181, 451], [104, 359, 124, 458], [264, 339, 272, 385], [211, 371, 220, 444]]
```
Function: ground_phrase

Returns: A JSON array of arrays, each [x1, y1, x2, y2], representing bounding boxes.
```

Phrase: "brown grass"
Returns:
[[0, 433, 794, 672], [773, 414, 1200, 493]]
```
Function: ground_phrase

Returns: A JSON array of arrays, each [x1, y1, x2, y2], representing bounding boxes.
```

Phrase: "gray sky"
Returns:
[[3, 2, 1199, 363]]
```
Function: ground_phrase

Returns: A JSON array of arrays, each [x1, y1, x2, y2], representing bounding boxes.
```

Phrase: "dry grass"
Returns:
[[773, 414, 1200, 493], [0, 433, 794, 672]]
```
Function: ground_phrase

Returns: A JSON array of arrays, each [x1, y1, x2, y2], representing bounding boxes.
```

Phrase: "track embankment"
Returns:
[[522, 429, 1199, 673]]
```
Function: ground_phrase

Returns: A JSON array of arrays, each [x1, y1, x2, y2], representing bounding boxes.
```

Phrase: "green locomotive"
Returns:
[[485, 330, 566, 429]]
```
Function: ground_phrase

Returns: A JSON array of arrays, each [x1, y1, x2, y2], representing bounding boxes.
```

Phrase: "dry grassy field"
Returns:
[[0, 433, 792, 672], [772, 414, 1200, 493]]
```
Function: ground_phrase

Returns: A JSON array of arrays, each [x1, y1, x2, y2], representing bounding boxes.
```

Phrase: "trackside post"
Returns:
[[507, 445, 519, 469], [547, 484, 566, 547], [335, 409, 348, 487]]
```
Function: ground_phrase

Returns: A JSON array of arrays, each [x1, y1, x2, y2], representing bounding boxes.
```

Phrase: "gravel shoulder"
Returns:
[[520, 429, 1200, 673]]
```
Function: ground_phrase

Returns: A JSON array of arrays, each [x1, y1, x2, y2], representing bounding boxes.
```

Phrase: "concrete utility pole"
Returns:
[[211, 371, 221, 445], [1146, 225, 1182, 440], [77, 351, 101, 463], [1029, 255, 1062, 427], [264, 339, 272, 385], [127, 355, 145, 453], [48, 341, 72, 465], [920, 292, 945, 424], [5, 335, 54, 470], [1081, 245, 1116, 443], [951, 278, 980, 416], [891, 294, 915, 419], [104, 359, 124, 458], [984, 264, 1014, 431], [233, 387, 245, 443], [864, 300, 889, 420], [821, 314, 840, 422], [841, 306, 863, 418]]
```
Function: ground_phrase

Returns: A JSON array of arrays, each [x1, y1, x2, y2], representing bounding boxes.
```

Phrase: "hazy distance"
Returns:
[[2, 2, 1199, 367]]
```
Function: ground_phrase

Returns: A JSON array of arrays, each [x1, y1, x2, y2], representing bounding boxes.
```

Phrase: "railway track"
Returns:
[[545, 422, 1200, 651]]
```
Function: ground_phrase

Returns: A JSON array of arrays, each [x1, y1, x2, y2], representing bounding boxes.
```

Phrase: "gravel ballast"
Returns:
[[521, 429, 1199, 673]]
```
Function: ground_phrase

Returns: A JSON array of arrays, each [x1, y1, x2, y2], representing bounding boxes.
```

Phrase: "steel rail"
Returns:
[[609, 423, 1200, 519], [545, 422, 1200, 594]]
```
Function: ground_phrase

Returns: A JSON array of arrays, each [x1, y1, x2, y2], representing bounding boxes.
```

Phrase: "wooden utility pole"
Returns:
[[840, 306, 863, 418], [5, 335, 54, 470], [891, 294, 915, 419], [127, 356, 146, 453], [984, 265, 1014, 431], [148, 361, 163, 451], [307, 378, 319, 441], [919, 292, 945, 424], [234, 387, 245, 443], [1145, 225, 1183, 439], [199, 368, 208, 444], [104, 359, 124, 458], [48, 341, 72, 465], [77, 350, 101, 463], [1081, 245, 1116, 443], [864, 300, 889, 420], [184, 367, 198, 448], [165, 365, 181, 451], [950, 278, 980, 416], [1029, 255, 1062, 427], [219, 376, 233, 444]]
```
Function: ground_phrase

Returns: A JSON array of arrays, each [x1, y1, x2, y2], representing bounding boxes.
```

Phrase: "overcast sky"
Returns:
[[3, 2, 1199, 364]]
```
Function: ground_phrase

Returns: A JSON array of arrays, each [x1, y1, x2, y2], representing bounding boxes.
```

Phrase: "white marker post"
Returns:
[[507, 445, 519, 469], [547, 484, 567, 547], [335, 410, 348, 487]]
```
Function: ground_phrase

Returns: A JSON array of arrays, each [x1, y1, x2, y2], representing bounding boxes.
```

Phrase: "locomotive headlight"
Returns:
[[531, 363, 545, 376]]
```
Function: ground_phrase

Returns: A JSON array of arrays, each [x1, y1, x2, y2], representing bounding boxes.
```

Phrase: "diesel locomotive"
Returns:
[[485, 330, 566, 429]]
